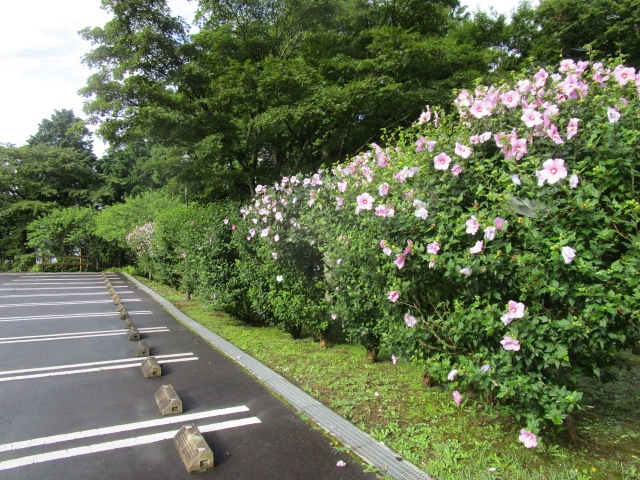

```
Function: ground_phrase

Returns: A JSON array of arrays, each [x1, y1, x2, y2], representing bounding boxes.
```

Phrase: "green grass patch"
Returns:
[[138, 277, 640, 480]]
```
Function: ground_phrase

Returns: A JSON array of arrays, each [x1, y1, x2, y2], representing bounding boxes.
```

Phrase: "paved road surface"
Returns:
[[0, 272, 380, 479]]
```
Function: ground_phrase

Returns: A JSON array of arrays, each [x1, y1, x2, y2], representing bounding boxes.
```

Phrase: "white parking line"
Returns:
[[0, 299, 141, 308], [0, 356, 198, 382], [0, 327, 169, 345], [16, 274, 103, 277], [0, 352, 195, 377], [10, 282, 109, 285], [0, 287, 107, 291], [0, 311, 152, 323], [0, 312, 118, 322], [0, 417, 261, 471], [0, 405, 251, 453], [0, 291, 133, 299]]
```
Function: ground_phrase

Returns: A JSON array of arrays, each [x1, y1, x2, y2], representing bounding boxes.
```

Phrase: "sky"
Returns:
[[0, 0, 528, 158]]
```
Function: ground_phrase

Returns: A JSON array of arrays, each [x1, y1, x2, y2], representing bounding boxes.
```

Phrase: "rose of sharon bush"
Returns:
[[236, 59, 640, 445]]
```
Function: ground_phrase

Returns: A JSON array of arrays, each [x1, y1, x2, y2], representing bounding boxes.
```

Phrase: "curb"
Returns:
[[123, 273, 433, 480]]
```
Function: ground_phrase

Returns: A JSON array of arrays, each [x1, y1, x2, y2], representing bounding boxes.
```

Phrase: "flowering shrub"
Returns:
[[125, 222, 157, 275], [234, 179, 332, 339], [236, 59, 640, 445], [188, 203, 245, 317], [125, 203, 242, 306], [126, 59, 640, 447]]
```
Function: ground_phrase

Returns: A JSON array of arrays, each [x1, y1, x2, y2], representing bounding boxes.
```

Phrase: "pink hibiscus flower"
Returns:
[[501, 336, 521, 351], [470, 241, 484, 254], [521, 108, 543, 128], [536, 158, 568, 185], [465, 216, 480, 235], [501, 300, 525, 325], [427, 242, 440, 255], [501, 90, 521, 108], [404, 313, 417, 328], [567, 118, 579, 139], [434, 152, 452, 170], [394, 253, 407, 269], [355, 192, 375, 213], [519, 429, 538, 448], [455, 143, 472, 159], [613, 65, 636, 86]]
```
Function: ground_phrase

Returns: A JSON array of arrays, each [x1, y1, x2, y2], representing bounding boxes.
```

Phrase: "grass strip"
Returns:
[[137, 277, 640, 480]]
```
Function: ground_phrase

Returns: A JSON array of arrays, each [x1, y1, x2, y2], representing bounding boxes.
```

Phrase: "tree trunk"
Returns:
[[365, 348, 379, 363], [565, 413, 578, 440], [286, 323, 302, 340]]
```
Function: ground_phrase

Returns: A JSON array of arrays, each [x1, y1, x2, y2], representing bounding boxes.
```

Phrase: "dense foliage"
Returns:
[[0, 110, 104, 267], [203, 59, 640, 444], [78, 0, 512, 197], [3, 0, 640, 453]]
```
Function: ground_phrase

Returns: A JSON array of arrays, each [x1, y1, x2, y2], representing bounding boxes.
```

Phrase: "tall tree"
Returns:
[[0, 137, 104, 267], [80, 0, 500, 197], [27, 109, 95, 158], [529, 0, 640, 66], [27, 207, 101, 262]]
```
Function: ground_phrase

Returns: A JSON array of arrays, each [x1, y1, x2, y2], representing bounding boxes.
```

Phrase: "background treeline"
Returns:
[[2, 0, 639, 269]]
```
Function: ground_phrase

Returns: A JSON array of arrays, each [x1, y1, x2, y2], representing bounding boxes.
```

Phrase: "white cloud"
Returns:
[[0, 0, 196, 157]]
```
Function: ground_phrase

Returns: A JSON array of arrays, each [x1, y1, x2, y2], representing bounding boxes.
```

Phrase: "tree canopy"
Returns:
[[0, 109, 105, 266], [4, 0, 640, 270], [28, 108, 96, 159], [80, 0, 502, 198]]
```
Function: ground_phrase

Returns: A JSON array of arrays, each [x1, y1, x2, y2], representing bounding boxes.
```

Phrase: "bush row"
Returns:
[[128, 59, 640, 447]]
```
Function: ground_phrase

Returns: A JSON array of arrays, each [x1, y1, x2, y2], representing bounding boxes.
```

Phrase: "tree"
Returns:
[[79, 0, 190, 149], [27, 207, 102, 267], [94, 189, 182, 249], [80, 0, 501, 198], [28, 109, 95, 158], [530, 0, 640, 67], [0, 142, 104, 267]]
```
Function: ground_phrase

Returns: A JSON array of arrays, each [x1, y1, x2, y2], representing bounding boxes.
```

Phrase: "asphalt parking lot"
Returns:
[[0, 272, 380, 479]]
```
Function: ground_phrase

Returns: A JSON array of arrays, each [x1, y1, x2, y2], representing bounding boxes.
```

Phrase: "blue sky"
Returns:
[[0, 0, 529, 158]]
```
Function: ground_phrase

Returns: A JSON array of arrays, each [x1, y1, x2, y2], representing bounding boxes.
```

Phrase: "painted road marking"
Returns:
[[0, 405, 251, 453], [0, 291, 134, 299], [0, 353, 197, 382], [0, 417, 261, 471], [0, 313, 119, 322], [9, 282, 110, 285], [0, 357, 197, 382], [0, 311, 152, 323], [0, 287, 108, 291], [0, 327, 169, 345], [0, 299, 141, 308]]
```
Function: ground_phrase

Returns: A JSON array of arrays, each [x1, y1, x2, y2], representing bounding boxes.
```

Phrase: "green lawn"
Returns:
[[138, 277, 640, 480]]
